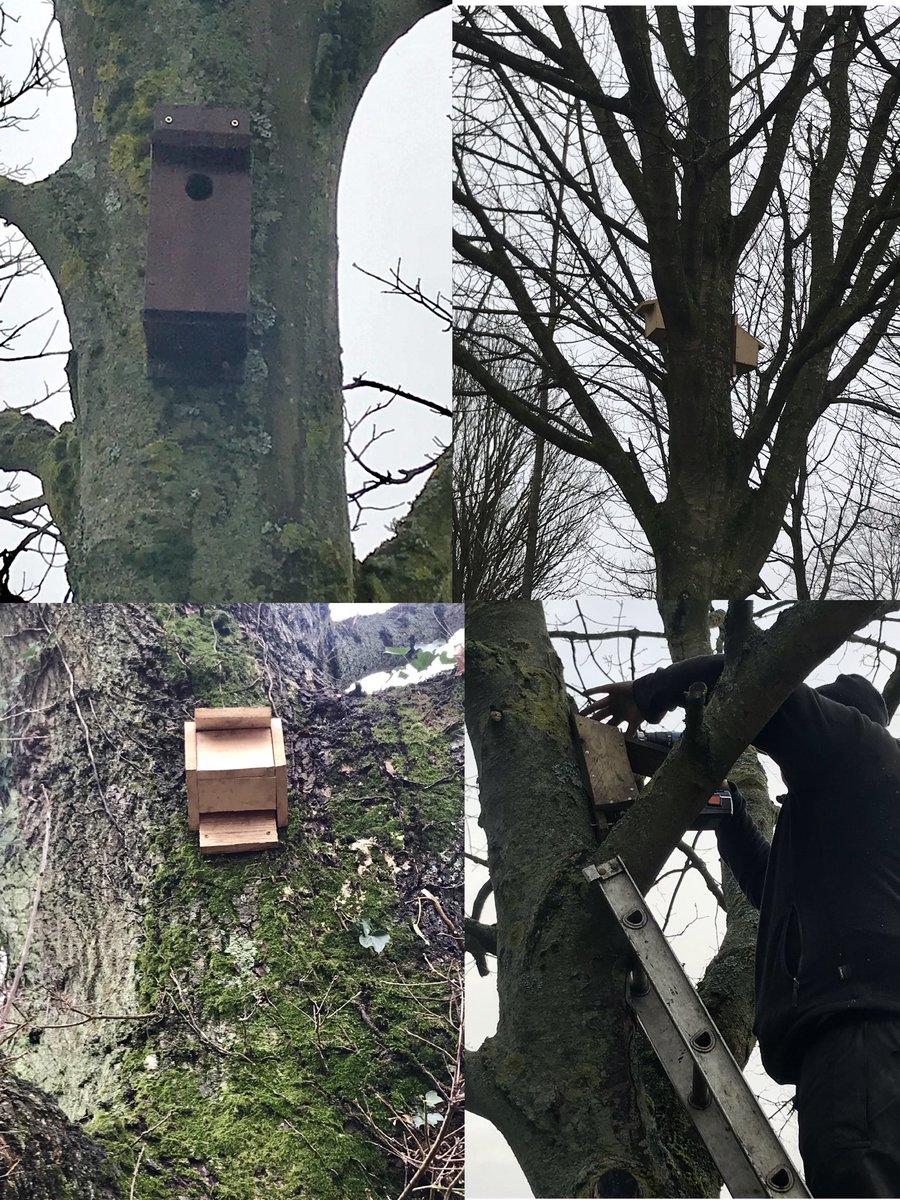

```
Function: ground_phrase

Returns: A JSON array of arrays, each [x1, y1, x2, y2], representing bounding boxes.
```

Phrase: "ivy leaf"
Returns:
[[412, 1111, 443, 1128], [384, 646, 410, 656], [359, 918, 391, 955]]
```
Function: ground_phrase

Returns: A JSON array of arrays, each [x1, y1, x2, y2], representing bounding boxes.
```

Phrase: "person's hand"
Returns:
[[584, 681, 644, 737]]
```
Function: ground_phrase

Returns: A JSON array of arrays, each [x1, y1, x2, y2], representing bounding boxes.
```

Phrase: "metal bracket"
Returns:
[[583, 856, 809, 1198]]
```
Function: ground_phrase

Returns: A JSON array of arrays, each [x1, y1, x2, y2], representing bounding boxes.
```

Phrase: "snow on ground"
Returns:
[[351, 628, 464, 695]]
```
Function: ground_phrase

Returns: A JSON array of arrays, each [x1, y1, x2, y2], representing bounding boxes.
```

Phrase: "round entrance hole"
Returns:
[[185, 173, 214, 201]]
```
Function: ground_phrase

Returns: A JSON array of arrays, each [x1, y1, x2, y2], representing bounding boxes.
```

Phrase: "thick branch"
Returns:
[[356, 450, 452, 602], [0, 1071, 122, 1200], [465, 917, 497, 976], [0, 409, 56, 478]]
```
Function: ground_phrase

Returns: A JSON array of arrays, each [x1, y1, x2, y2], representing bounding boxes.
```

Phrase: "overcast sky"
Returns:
[[466, 599, 900, 1199], [0, 1, 449, 598]]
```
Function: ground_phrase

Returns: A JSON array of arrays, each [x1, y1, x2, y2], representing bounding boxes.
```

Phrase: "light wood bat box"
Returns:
[[635, 297, 667, 346], [575, 715, 638, 830], [184, 705, 288, 854], [732, 322, 763, 375], [635, 298, 763, 373]]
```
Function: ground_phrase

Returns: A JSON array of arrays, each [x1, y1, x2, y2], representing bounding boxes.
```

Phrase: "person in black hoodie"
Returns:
[[593, 655, 900, 1199]]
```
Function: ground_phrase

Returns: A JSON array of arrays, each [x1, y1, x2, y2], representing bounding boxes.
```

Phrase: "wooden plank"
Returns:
[[198, 810, 279, 855], [196, 727, 275, 778], [197, 774, 276, 814], [575, 716, 639, 817], [185, 720, 199, 830], [271, 717, 288, 828], [195, 705, 271, 731]]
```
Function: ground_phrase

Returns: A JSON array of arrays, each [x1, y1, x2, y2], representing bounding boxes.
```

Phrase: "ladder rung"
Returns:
[[584, 856, 809, 1199]]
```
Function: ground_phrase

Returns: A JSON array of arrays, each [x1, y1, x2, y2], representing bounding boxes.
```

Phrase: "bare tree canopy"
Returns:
[[454, 7, 900, 641]]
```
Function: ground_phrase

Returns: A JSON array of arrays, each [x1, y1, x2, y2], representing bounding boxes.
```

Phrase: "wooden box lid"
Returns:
[[195, 726, 275, 779]]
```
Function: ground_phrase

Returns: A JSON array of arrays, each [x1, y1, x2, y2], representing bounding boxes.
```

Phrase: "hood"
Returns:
[[816, 673, 889, 727]]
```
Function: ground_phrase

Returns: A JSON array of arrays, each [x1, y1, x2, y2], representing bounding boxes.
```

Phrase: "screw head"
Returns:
[[164, 115, 173, 124], [231, 118, 240, 127]]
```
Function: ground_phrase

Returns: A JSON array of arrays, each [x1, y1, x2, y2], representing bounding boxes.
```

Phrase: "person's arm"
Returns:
[[632, 655, 725, 724], [595, 654, 844, 791], [714, 781, 770, 910]]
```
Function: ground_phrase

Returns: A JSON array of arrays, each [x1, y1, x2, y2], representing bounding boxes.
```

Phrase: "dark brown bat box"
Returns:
[[143, 104, 252, 380]]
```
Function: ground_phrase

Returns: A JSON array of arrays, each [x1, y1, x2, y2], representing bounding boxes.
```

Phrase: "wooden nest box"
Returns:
[[635, 298, 763, 374], [143, 104, 252, 382], [184, 706, 287, 854], [635, 298, 667, 346]]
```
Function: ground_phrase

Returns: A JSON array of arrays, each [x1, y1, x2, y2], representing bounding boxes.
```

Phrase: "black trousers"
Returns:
[[796, 1017, 900, 1198]]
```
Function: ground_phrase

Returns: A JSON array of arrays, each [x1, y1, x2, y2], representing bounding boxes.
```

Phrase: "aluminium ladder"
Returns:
[[583, 855, 810, 1199]]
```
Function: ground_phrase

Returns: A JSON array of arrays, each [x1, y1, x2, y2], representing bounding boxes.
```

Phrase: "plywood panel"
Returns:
[[575, 716, 638, 813], [733, 323, 761, 374], [271, 717, 288, 828], [199, 811, 279, 855], [197, 775, 276, 814], [636, 298, 666, 345], [196, 727, 275, 778], [195, 706, 271, 731]]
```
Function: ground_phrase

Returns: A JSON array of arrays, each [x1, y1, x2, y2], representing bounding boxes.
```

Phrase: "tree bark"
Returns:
[[0, 602, 462, 1198], [0, 1072, 123, 1200], [0, 0, 448, 602]]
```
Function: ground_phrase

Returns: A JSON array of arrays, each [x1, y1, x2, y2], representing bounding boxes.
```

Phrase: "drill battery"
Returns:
[[629, 730, 733, 829]]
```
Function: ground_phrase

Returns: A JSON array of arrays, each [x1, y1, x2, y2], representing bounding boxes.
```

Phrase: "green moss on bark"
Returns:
[[0, 605, 462, 1199]]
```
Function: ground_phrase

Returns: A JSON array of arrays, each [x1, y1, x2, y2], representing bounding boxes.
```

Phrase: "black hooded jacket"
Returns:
[[633, 655, 899, 1085]]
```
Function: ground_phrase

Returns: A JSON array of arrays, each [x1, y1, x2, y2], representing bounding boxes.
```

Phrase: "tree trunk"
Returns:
[[0, 0, 447, 602], [0, 602, 462, 1198], [466, 602, 719, 1198]]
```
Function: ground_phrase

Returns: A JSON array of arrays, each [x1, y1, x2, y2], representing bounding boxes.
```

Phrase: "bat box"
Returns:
[[574, 715, 638, 831], [143, 104, 252, 381], [636, 298, 763, 375], [635, 298, 667, 346], [732, 322, 764, 376], [184, 705, 288, 855]]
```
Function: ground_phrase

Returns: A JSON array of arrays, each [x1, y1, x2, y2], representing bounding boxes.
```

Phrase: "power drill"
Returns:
[[630, 730, 733, 830]]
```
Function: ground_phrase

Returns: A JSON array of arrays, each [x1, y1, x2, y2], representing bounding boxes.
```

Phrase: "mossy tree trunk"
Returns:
[[0, 0, 449, 602], [466, 600, 886, 1197], [0, 602, 462, 1199]]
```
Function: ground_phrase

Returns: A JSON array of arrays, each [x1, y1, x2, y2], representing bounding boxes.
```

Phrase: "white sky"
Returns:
[[0, 2, 449, 598], [466, 599, 900, 1199]]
